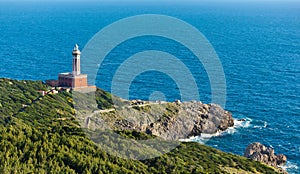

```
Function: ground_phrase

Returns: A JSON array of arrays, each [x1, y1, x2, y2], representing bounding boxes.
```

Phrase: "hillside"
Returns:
[[0, 78, 281, 173]]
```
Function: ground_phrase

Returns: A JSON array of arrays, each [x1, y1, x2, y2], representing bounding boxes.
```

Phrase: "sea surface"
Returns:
[[0, 1, 299, 173]]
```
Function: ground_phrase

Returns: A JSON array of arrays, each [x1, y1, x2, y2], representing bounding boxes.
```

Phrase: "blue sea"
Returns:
[[0, 1, 299, 173]]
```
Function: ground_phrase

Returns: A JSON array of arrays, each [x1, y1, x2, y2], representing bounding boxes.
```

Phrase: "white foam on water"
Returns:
[[179, 117, 253, 143], [280, 161, 299, 174], [253, 121, 268, 129], [234, 118, 252, 129], [179, 131, 222, 144]]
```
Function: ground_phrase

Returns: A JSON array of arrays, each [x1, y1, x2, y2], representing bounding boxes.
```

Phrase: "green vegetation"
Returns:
[[0, 78, 280, 173]]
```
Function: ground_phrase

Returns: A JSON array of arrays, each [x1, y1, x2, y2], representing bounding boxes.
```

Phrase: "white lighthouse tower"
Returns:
[[72, 44, 81, 76], [50, 43, 96, 92]]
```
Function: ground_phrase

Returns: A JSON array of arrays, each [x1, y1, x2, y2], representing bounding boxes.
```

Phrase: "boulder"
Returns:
[[276, 154, 288, 166], [238, 118, 246, 122], [244, 142, 287, 169]]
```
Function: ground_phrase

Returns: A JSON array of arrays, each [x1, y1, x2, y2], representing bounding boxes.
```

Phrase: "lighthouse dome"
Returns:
[[72, 44, 81, 55]]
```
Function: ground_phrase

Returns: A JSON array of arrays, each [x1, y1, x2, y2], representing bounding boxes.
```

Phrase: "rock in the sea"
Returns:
[[238, 118, 246, 122], [244, 142, 287, 168], [277, 154, 288, 166]]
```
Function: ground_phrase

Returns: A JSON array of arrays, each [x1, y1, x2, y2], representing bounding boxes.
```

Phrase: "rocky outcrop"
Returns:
[[88, 100, 234, 141], [133, 101, 234, 140], [244, 142, 287, 173], [186, 102, 234, 135]]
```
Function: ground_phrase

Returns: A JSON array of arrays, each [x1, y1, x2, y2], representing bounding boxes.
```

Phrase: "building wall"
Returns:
[[58, 74, 88, 88], [73, 76, 88, 88], [58, 76, 73, 87], [46, 80, 59, 87]]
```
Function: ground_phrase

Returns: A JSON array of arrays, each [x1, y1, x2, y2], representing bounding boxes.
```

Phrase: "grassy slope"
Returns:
[[0, 78, 279, 174]]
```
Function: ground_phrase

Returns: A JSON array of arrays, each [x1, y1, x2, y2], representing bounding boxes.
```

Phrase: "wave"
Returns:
[[234, 118, 252, 129], [253, 121, 268, 129], [217, 117, 252, 136], [179, 117, 253, 143], [179, 133, 220, 144], [280, 161, 299, 174]]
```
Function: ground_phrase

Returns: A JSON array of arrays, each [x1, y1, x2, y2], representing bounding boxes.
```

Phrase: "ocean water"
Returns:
[[0, 1, 299, 173]]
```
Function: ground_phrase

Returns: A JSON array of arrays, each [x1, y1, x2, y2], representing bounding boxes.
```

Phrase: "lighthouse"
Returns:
[[46, 44, 96, 92], [56, 44, 88, 89], [72, 44, 81, 76]]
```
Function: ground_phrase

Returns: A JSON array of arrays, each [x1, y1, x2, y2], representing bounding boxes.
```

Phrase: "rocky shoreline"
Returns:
[[244, 142, 288, 174], [145, 101, 234, 140], [85, 100, 234, 140], [0, 78, 288, 173], [85, 98, 288, 173]]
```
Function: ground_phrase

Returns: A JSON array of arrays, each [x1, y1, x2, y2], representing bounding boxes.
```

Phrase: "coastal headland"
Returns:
[[0, 78, 287, 173]]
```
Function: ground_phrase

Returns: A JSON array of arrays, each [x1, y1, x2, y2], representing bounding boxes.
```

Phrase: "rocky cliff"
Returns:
[[145, 102, 234, 140], [244, 142, 288, 173], [0, 78, 283, 174], [83, 99, 234, 140]]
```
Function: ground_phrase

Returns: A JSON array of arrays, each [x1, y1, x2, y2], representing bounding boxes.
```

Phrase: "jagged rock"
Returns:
[[143, 102, 234, 140], [94, 100, 234, 141], [277, 154, 288, 166], [244, 142, 287, 173]]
